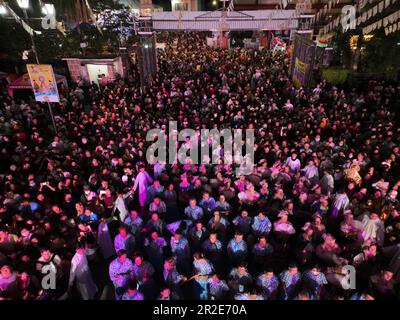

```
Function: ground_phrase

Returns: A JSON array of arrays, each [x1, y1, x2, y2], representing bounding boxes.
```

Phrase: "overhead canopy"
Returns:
[[7, 73, 67, 97], [152, 10, 299, 31]]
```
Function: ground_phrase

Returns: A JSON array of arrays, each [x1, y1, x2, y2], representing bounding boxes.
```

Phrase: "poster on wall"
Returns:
[[272, 30, 291, 43], [27, 64, 60, 103], [292, 58, 308, 88]]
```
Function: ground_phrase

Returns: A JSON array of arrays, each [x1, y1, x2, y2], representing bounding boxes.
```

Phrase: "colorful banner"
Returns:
[[27, 64, 60, 103], [316, 33, 334, 47], [293, 58, 307, 88], [271, 36, 287, 52]]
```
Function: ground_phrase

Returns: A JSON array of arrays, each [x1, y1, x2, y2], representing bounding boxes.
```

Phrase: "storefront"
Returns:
[[63, 56, 125, 85]]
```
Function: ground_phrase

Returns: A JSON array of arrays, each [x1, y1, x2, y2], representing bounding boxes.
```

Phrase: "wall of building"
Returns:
[[64, 59, 81, 82]]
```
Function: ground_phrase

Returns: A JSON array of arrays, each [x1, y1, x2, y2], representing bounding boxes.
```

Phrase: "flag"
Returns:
[[178, 10, 183, 29], [227, 0, 235, 11]]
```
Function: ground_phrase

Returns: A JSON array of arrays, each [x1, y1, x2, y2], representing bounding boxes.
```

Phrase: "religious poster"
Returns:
[[27, 64, 60, 103]]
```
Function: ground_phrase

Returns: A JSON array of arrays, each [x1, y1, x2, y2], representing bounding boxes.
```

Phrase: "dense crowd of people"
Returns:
[[0, 32, 400, 300]]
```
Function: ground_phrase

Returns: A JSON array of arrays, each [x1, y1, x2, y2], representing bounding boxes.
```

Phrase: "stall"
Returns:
[[63, 56, 125, 85]]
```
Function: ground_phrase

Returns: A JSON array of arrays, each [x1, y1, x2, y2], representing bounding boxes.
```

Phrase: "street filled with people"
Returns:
[[0, 32, 400, 300]]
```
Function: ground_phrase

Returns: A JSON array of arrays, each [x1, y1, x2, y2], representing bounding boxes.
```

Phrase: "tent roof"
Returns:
[[7, 73, 66, 90], [0, 72, 17, 81]]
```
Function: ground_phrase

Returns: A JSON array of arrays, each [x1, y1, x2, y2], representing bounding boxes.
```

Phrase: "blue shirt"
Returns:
[[279, 270, 302, 299], [144, 237, 167, 252], [121, 290, 144, 300], [235, 293, 264, 300], [184, 205, 204, 220], [109, 258, 134, 288], [252, 243, 274, 257], [302, 271, 327, 297], [170, 237, 191, 258], [124, 216, 143, 234], [227, 239, 247, 257], [132, 262, 155, 283], [193, 259, 214, 276], [215, 201, 231, 212], [163, 268, 184, 284], [233, 216, 252, 234], [202, 240, 223, 253], [208, 279, 229, 298], [280, 271, 302, 288], [252, 216, 272, 237], [256, 274, 279, 297], [146, 219, 165, 234], [208, 217, 229, 228], [80, 212, 99, 223], [147, 185, 165, 204], [199, 198, 216, 213], [114, 234, 135, 254]]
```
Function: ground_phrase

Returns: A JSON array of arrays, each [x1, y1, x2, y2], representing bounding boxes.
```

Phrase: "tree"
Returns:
[[361, 29, 400, 79], [51, 0, 93, 26]]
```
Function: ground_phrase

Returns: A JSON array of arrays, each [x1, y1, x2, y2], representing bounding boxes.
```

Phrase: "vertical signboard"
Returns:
[[293, 58, 308, 88], [27, 64, 60, 103], [290, 33, 316, 88]]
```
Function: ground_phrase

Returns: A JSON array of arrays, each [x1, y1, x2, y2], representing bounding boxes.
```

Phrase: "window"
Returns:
[[174, 3, 188, 11]]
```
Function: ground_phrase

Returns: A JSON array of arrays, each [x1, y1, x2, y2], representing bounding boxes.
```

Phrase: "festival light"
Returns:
[[16, 0, 29, 9], [0, 5, 6, 15]]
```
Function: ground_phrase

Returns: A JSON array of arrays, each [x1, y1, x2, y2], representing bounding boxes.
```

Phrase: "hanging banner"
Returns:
[[293, 58, 308, 88], [378, 1, 384, 12], [27, 64, 60, 103]]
